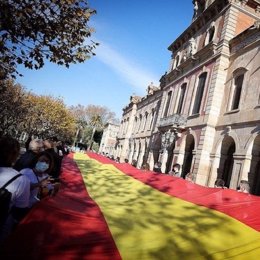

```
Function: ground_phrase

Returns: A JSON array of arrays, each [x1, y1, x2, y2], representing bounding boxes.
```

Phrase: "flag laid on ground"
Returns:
[[78, 153, 260, 260], [1, 152, 260, 260]]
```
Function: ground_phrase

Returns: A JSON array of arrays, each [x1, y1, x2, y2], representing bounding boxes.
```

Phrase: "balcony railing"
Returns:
[[158, 113, 187, 128]]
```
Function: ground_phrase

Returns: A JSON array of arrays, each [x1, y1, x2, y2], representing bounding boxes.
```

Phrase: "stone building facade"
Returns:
[[113, 0, 260, 195], [116, 84, 162, 168], [209, 22, 260, 193], [99, 122, 119, 157]]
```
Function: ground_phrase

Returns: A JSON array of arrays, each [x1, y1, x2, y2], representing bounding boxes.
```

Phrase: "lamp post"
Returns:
[[161, 129, 176, 151]]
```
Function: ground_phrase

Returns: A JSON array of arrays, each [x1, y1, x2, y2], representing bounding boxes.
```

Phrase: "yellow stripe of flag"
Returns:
[[75, 153, 260, 260]]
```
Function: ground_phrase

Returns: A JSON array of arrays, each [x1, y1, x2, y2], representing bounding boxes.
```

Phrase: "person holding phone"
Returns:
[[20, 152, 54, 207]]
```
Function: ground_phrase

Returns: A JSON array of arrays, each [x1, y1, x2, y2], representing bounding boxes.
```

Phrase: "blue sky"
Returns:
[[17, 0, 193, 119]]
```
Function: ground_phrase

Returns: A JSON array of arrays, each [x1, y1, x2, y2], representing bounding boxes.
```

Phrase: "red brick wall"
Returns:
[[217, 16, 224, 40], [235, 11, 255, 36]]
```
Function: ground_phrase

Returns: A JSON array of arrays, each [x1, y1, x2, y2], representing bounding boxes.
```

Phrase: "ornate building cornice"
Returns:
[[230, 21, 260, 54], [130, 95, 142, 104], [168, 0, 229, 53]]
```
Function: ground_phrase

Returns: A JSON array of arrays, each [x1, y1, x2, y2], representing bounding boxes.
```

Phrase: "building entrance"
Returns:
[[182, 134, 195, 178], [219, 136, 235, 188], [249, 135, 260, 195]]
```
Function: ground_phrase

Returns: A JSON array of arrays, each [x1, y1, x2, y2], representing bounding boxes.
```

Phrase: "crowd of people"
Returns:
[[0, 135, 69, 244], [214, 178, 250, 193]]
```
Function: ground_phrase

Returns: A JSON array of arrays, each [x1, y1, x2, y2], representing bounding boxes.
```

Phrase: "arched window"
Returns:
[[231, 74, 244, 110], [120, 120, 124, 135], [124, 118, 129, 134], [176, 83, 187, 114], [134, 117, 138, 133], [123, 119, 126, 134], [228, 68, 247, 111], [204, 22, 215, 46], [149, 110, 155, 130], [208, 26, 215, 43], [192, 72, 207, 115], [138, 115, 142, 132], [163, 91, 172, 117], [143, 112, 148, 131]]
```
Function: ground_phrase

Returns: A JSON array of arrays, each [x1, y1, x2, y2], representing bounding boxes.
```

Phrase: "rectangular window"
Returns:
[[134, 118, 138, 133], [192, 73, 207, 115], [138, 116, 142, 132], [163, 91, 172, 117], [231, 74, 244, 110], [143, 113, 148, 131], [149, 111, 154, 130], [176, 83, 187, 114]]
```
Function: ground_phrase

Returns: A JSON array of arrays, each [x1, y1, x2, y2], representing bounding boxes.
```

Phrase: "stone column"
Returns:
[[147, 151, 154, 171], [116, 145, 121, 159], [173, 149, 185, 175], [240, 155, 252, 181], [160, 149, 168, 173], [207, 153, 221, 187], [230, 154, 244, 189], [128, 144, 134, 163], [137, 150, 145, 169], [132, 142, 137, 162], [194, 126, 217, 185]]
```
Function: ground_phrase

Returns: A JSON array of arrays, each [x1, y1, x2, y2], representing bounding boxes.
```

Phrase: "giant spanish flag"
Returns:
[[1, 152, 260, 260]]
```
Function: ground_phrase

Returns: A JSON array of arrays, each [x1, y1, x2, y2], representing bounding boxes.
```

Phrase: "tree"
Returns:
[[69, 104, 118, 147], [86, 105, 117, 149], [69, 104, 89, 146], [24, 94, 76, 140], [88, 114, 102, 149], [0, 80, 29, 136], [69, 104, 88, 125], [85, 105, 117, 126], [0, 0, 98, 78]]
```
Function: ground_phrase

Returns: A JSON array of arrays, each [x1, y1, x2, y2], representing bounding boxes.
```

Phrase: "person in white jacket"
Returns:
[[0, 136, 30, 242]]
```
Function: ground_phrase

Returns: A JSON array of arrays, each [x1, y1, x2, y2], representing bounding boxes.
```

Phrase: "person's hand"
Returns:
[[40, 178, 50, 187], [50, 183, 60, 196]]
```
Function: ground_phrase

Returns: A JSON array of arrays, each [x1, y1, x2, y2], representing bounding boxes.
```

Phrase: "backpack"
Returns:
[[0, 174, 22, 229]]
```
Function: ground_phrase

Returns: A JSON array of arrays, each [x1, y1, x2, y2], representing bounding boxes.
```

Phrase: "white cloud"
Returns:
[[94, 40, 159, 92]]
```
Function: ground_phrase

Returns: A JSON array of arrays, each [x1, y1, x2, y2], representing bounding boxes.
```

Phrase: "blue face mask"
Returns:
[[35, 162, 49, 172]]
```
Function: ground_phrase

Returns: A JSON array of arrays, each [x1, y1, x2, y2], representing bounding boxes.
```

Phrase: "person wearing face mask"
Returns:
[[20, 152, 53, 208]]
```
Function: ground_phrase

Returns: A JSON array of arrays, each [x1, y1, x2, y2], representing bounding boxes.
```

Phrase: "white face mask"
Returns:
[[35, 162, 49, 172]]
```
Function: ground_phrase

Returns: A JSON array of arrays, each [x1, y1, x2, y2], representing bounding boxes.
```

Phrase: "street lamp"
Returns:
[[159, 128, 181, 172], [161, 129, 176, 151]]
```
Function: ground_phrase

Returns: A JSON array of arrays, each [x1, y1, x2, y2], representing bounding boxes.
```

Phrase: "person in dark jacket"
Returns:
[[43, 139, 61, 179], [153, 162, 162, 173], [14, 139, 43, 171], [25, 135, 32, 151]]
